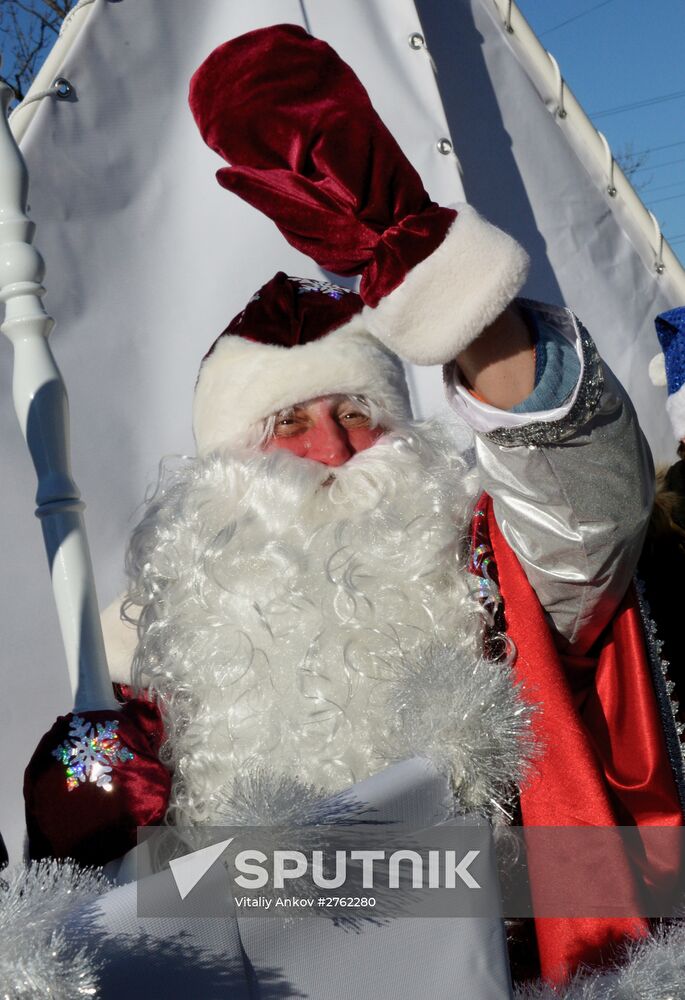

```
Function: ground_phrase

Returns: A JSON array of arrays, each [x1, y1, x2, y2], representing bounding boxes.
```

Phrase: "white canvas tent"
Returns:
[[1, 0, 683, 862]]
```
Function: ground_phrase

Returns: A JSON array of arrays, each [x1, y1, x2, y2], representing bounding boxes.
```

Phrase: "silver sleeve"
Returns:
[[456, 310, 654, 654]]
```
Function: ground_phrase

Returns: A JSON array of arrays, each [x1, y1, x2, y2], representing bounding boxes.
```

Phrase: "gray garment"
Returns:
[[67, 759, 512, 1000], [446, 302, 654, 654]]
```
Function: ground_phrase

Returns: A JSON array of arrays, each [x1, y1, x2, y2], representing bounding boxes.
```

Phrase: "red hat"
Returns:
[[193, 273, 411, 455]]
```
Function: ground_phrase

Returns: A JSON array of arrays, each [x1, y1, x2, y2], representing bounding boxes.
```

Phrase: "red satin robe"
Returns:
[[476, 493, 683, 983]]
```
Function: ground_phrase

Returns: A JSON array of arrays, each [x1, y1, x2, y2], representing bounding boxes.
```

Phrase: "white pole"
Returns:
[[0, 83, 116, 713]]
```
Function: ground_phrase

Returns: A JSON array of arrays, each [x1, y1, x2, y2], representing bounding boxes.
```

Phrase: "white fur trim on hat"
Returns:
[[648, 351, 667, 387], [666, 382, 685, 440], [362, 203, 530, 366], [193, 315, 412, 455]]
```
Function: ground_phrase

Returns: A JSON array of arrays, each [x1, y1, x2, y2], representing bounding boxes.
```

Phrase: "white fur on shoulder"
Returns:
[[363, 203, 530, 365]]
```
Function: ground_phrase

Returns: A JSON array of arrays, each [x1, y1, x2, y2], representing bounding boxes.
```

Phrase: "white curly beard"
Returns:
[[124, 420, 529, 827]]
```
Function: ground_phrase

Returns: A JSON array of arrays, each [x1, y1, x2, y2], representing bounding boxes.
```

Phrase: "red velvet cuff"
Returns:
[[359, 206, 457, 307]]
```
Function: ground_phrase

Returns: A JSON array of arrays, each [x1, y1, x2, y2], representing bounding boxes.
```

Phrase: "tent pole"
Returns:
[[490, 0, 685, 296]]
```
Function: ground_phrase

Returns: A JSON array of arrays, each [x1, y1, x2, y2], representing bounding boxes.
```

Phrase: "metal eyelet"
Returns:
[[53, 78, 73, 99]]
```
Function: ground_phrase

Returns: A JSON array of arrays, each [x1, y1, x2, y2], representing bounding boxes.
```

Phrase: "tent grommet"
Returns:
[[53, 77, 73, 99]]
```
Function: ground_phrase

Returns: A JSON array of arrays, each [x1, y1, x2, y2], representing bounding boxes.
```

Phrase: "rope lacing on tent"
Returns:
[[9, 0, 97, 120], [60, 0, 98, 37], [494, 0, 676, 280]]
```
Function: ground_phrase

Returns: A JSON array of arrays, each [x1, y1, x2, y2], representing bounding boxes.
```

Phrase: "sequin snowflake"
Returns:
[[52, 715, 134, 792], [293, 277, 352, 299]]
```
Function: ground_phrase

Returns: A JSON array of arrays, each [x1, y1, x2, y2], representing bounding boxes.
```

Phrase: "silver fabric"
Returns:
[[467, 308, 654, 653], [65, 759, 513, 1000]]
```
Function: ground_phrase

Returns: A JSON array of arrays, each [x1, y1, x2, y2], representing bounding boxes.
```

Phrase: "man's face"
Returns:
[[263, 395, 384, 466]]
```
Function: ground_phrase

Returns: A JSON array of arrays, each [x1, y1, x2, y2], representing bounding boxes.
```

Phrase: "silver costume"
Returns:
[[445, 299, 654, 654]]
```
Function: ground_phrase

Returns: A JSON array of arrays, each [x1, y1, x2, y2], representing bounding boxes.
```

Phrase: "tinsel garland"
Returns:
[[515, 920, 685, 1000], [0, 860, 108, 999], [375, 641, 537, 818], [212, 767, 353, 827]]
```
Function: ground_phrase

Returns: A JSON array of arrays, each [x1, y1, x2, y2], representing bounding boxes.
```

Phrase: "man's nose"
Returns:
[[306, 417, 352, 467]]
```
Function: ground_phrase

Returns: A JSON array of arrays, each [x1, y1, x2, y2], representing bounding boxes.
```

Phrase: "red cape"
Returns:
[[477, 494, 683, 982]]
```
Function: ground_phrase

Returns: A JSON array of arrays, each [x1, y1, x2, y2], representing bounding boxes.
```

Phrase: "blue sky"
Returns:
[[517, 0, 685, 264]]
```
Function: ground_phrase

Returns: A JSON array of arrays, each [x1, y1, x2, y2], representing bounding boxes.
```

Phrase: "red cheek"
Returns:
[[263, 436, 311, 458], [264, 424, 383, 464], [347, 425, 384, 452]]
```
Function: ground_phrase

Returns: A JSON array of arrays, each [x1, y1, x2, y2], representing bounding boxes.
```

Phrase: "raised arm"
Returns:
[[447, 299, 654, 652], [187, 25, 653, 652], [456, 303, 535, 409]]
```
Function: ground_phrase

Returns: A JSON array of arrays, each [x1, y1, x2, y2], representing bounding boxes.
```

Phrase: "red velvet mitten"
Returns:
[[24, 699, 171, 867], [189, 24, 529, 364]]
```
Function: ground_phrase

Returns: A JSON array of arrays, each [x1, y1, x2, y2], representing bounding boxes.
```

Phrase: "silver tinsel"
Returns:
[[201, 768, 399, 925], [0, 860, 107, 1000], [211, 767, 362, 828], [374, 641, 537, 817], [515, 921, 685, 1000], [147, 769, 342, 872]]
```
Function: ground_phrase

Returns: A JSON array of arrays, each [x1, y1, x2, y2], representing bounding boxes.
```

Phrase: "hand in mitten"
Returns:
[[24, 699, 171, 867], [189, 24, 529, 365]]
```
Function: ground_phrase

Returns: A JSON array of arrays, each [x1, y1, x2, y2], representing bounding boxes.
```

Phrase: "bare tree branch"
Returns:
[[0, 0, 75, 106], [614, 142, 651, 191]]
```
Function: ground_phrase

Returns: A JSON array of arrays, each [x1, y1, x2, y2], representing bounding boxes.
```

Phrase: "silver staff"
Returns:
[[0, 83, 116, 713]]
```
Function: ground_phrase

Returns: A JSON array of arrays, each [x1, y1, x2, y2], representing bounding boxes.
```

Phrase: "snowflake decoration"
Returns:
[[292, 277, 352, 300], [52, 716, 134, 792]]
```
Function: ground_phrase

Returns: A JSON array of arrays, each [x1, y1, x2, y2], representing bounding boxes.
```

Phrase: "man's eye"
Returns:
[[339, 411, 370, 426], [274, 416, 305, 437]]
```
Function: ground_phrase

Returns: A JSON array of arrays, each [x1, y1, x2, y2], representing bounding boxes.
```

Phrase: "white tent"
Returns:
[[1, 0, 683, 861]]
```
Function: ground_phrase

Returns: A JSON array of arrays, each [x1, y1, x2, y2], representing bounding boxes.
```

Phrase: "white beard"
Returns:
[[125, 421, 529, 826]]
